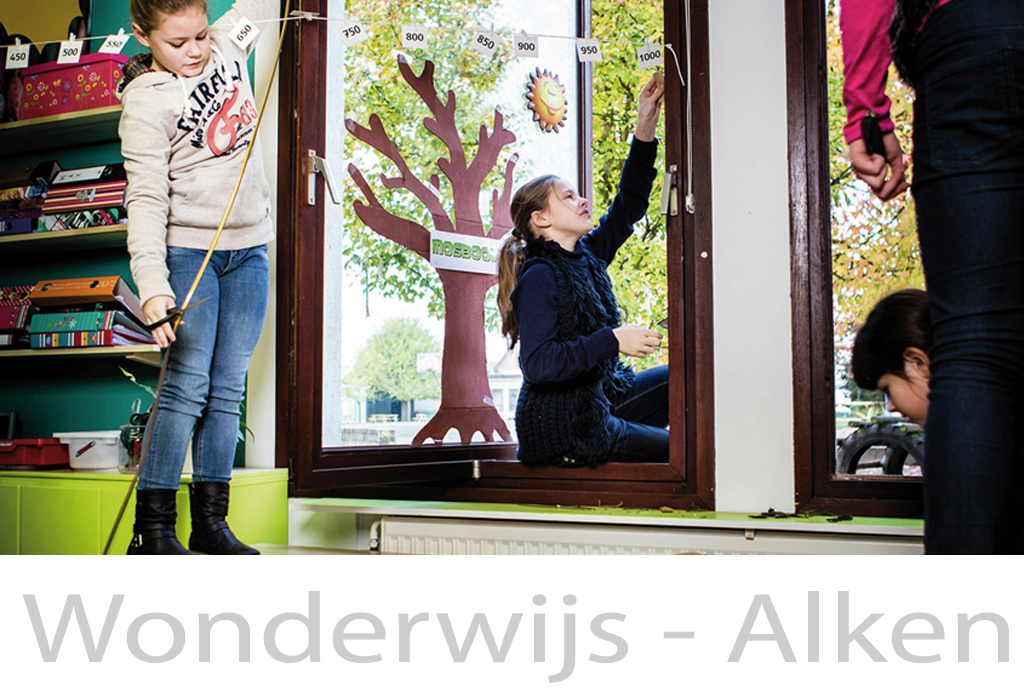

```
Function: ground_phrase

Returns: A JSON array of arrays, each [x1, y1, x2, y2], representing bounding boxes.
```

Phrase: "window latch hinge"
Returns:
[[307, 150, 340, 206]]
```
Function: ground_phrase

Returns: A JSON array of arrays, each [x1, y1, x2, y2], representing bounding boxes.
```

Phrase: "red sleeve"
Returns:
[[840, 0, 896, 144]]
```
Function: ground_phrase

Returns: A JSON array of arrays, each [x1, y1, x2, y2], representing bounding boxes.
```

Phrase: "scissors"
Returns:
[[143, 295, 212, 332]]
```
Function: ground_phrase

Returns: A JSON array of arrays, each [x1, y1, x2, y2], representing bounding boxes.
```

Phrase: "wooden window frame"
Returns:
[[275, 0, 716, 509], [787, 0, 922, 517]]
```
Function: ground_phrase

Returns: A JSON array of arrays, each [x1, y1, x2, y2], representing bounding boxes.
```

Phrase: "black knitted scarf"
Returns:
[[116, 53, 156, 95], [514, 239, 634, 467], [890, 0, 941, 88]]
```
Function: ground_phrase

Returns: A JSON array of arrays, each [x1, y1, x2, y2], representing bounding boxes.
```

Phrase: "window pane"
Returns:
[[322, 0, 579, 448], [827, 0, 924, 479], [592, 0, 667, 368]]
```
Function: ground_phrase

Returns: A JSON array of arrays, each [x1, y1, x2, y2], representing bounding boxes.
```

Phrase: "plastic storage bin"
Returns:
[[52, 431, 124, 470], [0, 438, 69, 470]]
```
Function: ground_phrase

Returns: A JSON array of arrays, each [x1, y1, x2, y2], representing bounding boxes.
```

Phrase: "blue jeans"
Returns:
[[138, 245, 269, 491], [606, 365, 669, 463], [912, 0, 1024, 553]]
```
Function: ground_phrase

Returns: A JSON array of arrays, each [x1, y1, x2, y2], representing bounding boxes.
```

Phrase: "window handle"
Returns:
[[660, 165, 678, 217], [308, 150, 340, 206]]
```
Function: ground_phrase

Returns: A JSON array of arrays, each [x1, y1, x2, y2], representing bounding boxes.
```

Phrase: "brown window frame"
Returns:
[[787, 0, 922, 517], [275, 0, 716, 509]]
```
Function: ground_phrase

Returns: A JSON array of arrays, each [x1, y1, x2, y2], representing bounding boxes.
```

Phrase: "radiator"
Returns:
[[378, 516, 922, 555]]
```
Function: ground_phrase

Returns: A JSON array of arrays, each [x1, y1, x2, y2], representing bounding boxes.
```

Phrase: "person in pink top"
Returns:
[[841, 0, 951, 199], [840, 0, 1024, 554]]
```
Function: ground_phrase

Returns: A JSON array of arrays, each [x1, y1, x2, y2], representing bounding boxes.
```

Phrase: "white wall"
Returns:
[[709, 0, 796, 512], [245, 23, 281, 469]]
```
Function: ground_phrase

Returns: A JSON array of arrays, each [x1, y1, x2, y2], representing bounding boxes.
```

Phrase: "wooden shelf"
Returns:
[[0, 106, 122, 156], [0, 345, 161, 367], [0, 224, 127, 254]]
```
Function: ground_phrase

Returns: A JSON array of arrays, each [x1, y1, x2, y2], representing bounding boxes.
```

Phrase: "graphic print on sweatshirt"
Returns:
[[176, 58, 257, 157]]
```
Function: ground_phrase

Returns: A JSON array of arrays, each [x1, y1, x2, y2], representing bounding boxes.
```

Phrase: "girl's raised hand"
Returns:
[[635, 75, 665, 142], [613, 324, 663, 358]]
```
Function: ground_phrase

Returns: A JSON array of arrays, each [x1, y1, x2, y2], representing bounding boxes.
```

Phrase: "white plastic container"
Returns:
[[52, 431, 124, 470]]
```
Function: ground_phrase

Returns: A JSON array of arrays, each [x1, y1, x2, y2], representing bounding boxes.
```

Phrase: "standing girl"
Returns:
[[119, 0, 278, 554], [497, 76, 667, 468]]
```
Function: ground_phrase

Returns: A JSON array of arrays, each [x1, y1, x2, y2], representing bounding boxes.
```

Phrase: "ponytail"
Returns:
[[497, 233, 527, 346], [497, 174, 560, 347]]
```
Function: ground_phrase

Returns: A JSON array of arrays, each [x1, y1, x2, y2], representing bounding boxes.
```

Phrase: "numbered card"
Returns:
[[637, 42, 663, 70], [229, 17, 260, 50], [5, 42, 29, 70], [402, 25, 428, 50], [575, 38, 602, 63], [471, 30, 498, 59], [339, 20, 368, 48], [57, 39, 84, 65], [99, 30, 130, 54], [513, 31, 538, 59]]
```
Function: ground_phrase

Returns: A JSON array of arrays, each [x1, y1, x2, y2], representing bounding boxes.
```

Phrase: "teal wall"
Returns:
[[0, 0, 246, 468]]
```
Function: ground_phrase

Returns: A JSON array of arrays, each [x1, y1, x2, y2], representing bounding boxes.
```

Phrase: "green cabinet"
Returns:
[[0, 468, 287, 555]]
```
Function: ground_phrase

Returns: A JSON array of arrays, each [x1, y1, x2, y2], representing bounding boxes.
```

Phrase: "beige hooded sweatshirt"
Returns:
[[118, 0, 276, 305]]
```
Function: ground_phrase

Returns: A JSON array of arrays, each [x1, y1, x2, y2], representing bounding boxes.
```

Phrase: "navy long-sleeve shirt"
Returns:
[[511, 137, 659, 385]]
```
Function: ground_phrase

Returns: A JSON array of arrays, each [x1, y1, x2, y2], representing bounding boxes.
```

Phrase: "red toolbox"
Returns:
[[0, 438, 69, 470]]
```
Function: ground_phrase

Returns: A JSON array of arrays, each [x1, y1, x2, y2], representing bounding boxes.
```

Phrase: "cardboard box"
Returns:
[[8, 53, 128, 121], [29, 276, 144, 324], [42, 181, 125, 214]]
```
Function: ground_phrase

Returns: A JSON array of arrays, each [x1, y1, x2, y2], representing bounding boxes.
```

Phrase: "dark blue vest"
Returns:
[[515, 239, 634, 466]]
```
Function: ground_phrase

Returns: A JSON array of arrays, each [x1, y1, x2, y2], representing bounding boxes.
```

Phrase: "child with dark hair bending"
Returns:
[[496, 76, 668, 467], [851, 288, 931, 427]]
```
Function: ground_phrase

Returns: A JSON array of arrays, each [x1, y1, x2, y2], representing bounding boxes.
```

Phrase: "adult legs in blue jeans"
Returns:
[[607, 365, 669, 463], [912, 1, 1024, 553], [138, 245, 269, 491]]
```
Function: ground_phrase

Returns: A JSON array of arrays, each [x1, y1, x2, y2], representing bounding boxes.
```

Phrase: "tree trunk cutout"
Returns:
[[346, 56, 517, 445]]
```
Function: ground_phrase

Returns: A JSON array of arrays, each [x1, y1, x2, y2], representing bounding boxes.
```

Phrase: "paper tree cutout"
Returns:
[[346, 56, 517, 446]]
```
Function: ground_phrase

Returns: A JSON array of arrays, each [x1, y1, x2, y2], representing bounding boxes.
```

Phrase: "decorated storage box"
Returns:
[[0, 439, 69, 470], [8, 53, 127, 121], [52, 431, 124, 470]]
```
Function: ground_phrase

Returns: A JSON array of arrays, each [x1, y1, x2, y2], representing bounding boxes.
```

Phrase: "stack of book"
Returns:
[[28, 309, 153, 348], [0, 285, 33, 349], [26, 276, 154, 349], [38, 164, 126, 232], [0, 161, 60, 237]]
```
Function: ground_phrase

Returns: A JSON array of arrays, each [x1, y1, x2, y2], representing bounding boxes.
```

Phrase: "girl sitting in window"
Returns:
[[496, 76, 668, 467]]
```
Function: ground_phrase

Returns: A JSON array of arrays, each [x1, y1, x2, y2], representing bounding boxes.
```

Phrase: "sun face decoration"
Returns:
[[525, 68, 568, 133]]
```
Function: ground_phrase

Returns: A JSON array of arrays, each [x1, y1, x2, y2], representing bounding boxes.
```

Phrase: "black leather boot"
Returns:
[[127, 489, 192, 555], [188, 481, 260, 555]]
